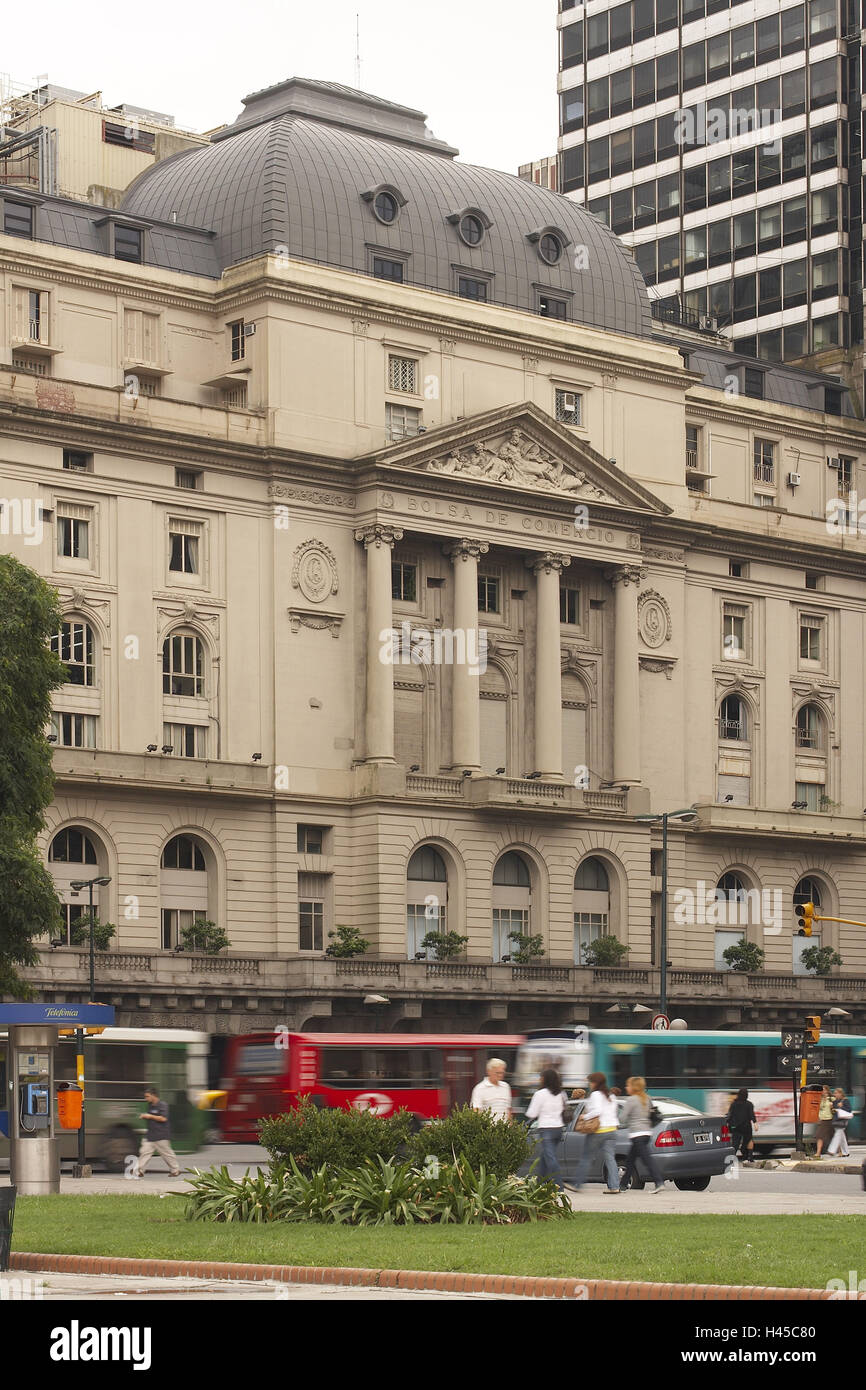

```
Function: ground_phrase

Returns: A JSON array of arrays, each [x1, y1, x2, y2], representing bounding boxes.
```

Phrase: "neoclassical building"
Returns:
[[2, 78, 866, 1034]]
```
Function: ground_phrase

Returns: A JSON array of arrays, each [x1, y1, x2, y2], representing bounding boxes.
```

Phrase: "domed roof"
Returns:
[[122, 78, 651, 339]]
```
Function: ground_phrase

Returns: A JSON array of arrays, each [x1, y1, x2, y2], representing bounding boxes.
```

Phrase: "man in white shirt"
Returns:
[[470, 1059, 512, 1121]]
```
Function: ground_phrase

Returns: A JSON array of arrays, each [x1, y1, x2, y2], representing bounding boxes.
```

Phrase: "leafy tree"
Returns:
[[69, 912, 116, 951], [507, 930, 545, 964], [0, 556, 67, 996], [325, 925, 369, 958], [581, 935, 629, 967], [421, 929, 468, 960], [799, 945, 843, 977], [180, 919, 230, 954], [721, 937, 766, 973]]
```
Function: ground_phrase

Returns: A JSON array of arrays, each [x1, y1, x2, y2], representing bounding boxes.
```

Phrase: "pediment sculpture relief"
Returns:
[[425, 429, 613, 500]]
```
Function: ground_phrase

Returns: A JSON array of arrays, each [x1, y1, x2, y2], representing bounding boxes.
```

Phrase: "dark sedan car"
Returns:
[[521, 1097, 734, 1190]]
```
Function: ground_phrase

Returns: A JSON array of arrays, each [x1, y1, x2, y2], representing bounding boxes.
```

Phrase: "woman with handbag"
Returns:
[[571, 1071, 621, 1193], [619, 1076, 665, 1193], [815, 1086, 835, 1159], [526, 1067, 567, 1190], [827, 1088, 853, 1157]]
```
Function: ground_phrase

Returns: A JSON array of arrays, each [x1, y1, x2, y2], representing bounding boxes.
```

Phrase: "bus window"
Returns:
[[235, 1042, 285, 1077], [320, 1048, 366, 1084], [684, 1045, 720, 1080], [643, 1044, 677, 1088], [367, 1050, 440, 1087], [612, 1050, 643, 1091], [820, 1048, 850, 1091]]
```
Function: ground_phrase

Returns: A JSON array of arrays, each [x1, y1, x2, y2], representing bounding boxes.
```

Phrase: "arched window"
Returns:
[[796, 703, 823, 750], [479, 664, 509, 775], [51, 620, 95, 686], [407, 846, 448, 959], [713, 871, 757, 967], [574, 857, 610, 962], [492, 852, 531, 961], [162, 631, 205, 697], [717, 872, 748, 901], [793, 876, 825, 975], [394, 664, 424, 771], [794, 876, 823, 910], [47, 826, 104, 944], [719, 694, 747, 740], [561, 673, 587, 781], [160, 833, 209, 949]]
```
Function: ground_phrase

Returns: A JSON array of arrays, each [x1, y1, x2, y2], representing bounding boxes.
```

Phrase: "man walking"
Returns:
[[134, 1087, 182, 1178], [470, 1058, 512, 1121]]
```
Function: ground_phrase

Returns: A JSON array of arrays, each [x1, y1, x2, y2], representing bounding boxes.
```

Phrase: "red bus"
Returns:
[[220, 1032, 524, 1141]]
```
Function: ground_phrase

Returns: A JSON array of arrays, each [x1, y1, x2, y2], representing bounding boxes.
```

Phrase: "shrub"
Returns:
[[258, 1096, 416, 1172], [69, 913, 116, 951], [721, 938, 765, 973], [405, 1104, 532, 1179], [184, 1156, 572, 1226], [581, 935, 629, 967], [421, 930, 468, 960], [180, 919, 230, 954], [507, 931, 545, 964], [325, 925, 369, 958], [799, 945, 843, 976]]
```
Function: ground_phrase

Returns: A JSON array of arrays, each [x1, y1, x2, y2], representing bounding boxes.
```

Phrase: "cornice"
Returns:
[[0, 252, 218, 312], [685, 394, 866, 446]]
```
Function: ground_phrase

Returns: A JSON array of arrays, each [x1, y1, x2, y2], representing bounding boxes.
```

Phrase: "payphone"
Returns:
[[8, 1030, 59, 1194]]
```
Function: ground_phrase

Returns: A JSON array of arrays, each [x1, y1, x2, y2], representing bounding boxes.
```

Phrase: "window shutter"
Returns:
[[717, 774, 750, 805], [394, 674, 423, 768]]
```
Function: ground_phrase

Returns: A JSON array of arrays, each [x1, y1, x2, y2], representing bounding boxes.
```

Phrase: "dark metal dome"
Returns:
[[122, 78, 651, 338]]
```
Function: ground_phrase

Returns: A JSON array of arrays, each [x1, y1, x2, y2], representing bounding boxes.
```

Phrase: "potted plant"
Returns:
[[325, 925, 370, 958], [580, 935, 629, 967], [69, 912, 116, 951], [799, 945, 843, 976], [179, 919, 230, 954], [421, 930, 468, 960], [721, 938, 766, 973], [506, 930, 545, 964]]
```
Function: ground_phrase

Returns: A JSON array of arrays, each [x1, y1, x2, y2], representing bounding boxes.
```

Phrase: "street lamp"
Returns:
[[824, 1006, 851, 1035], [68, 873, 111, 1176], [634, 809, 698, 1016]]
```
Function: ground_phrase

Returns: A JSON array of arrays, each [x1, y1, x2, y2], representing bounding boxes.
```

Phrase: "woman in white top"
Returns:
[[526, 1067, 566, 1190], [571, 1071, 621, 1193]]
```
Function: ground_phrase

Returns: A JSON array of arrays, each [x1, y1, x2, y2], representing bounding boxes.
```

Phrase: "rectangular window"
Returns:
[[555, 388, 582, 425], [753, 437, 776, 485], [169, 524, 200, 574], [229, 320, 245, 362], [123, 308, 160, 366], [297, 825, 326, 854], [221, 383, 247, 410], [731, 23, 755, 71], [175, 469, 202, 490], [560, 586, 580, 625], [811, 123, 837, 170], [114, 225, 142, 263], [561, 20, 583, 67], [102, 120, 155, 153], [391, 561, 417, 602], [715, 929, 743, 971], [782, 132, 807, 181], [758, 203, 781, 251], [4, 201, 34, 237], [799, 615, 823, 661], [809, 0, 837, 42], [795, 781, 823, 812], [707, 32, 730, 79], [51, 620, 95, 686], [457, 276, 488, 302], [811, 186, 837, 235], [539, 294, 569, 321], [163, 632, 204, 696], [299, 874, 328, 951], [686, 423, 701, 476], [373, 256, 404, 282], [162, 723, 208, 758], [812, 250, 838, 299], [708, 156, 731, 204], [657, 233, 680, 280], [63, 450, 92, 472], [385, 403, 421, 442], [588, 76, 609, 124], [633, 59, 655, 108], [683, 41, 706, 90], [809, 57, 838, 108], [723, 602, 748, 660], [783, 196, 808, 244], [27, 290, 42, 342], [744, 368, 764, 399], [782, 68, 806, 118], [51, 712, 97, 748], [756, 14, 780, 62], [574, 912, 607, 965], [781, 3, 806, 53], [162, 908, 206, 951], [684, 227, 707, 272], [388, 355, 418, 394], [478, 575, 500, 614], [57, 514, 90, 560], [494, 907, 529, 962]]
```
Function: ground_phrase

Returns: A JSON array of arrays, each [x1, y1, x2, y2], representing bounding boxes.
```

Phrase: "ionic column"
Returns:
[[355, 524, 403, 762], [444, 538, 489, 771], [527, 552, 571, 780], [608, 564, 644, 785]]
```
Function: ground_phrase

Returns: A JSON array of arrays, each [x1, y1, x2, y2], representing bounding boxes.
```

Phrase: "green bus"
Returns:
[[514, 1027, 866, 1150], [0, 1027, 213, 1170]]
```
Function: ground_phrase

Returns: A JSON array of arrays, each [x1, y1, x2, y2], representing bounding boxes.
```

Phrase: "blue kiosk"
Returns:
[[0, 1003, 115, 1194]]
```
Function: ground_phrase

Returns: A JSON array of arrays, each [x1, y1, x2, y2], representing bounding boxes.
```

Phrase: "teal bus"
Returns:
[[0, 1028, 214, 1170], [514, 1027, 866, 1151]]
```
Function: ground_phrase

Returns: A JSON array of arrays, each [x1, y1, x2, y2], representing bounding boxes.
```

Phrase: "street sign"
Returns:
[[651, 1014, 670, 1031], [777, 1051, 830, 1077], [780, 1030, 805, 1051]]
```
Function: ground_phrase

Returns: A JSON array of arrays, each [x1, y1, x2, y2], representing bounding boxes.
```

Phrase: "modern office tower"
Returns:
[[556, 0, 863, 400]]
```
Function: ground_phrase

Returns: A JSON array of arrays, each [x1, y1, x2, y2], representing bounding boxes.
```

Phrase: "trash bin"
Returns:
[[799, 1086, 822, 1123], [0, 1187, 17, 1273], [56, 1081, 83, 1130]]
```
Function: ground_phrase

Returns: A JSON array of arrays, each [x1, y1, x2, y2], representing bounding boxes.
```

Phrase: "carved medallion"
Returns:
[[291, 541, 339, 604], [638, 589, 672, 648]]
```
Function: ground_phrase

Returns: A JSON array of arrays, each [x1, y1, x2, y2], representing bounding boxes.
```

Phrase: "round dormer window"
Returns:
[[539, 232, 563, 265], [459, 214, 484, 246], [374, 191, 400, 225]]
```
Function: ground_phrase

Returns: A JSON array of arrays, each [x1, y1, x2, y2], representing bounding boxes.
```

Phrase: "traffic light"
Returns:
[[796, 901, 815, 936], [805, 1015, 821, 1045]]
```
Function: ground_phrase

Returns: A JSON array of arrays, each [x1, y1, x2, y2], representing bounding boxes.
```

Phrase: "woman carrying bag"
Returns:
[[725, 1088, 758, 1162], [571, 1071, 621, 1193], [619, 1076, 665, 1193], [828, 1088, 854, 1157], [526, 1067, 567, 1190]]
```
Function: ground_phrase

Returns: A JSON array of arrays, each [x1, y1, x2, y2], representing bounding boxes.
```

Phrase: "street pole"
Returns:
[[660, 812, 668, 1016], [76, 1027, 86, 1169], [88, 879, 95, 1002]]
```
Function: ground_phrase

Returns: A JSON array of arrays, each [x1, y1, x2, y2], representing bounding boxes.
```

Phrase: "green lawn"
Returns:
[[10, 1197, 865, 1288]]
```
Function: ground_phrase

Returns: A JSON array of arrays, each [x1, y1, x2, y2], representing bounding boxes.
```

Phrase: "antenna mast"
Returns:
[[354, 13, 361, 89]]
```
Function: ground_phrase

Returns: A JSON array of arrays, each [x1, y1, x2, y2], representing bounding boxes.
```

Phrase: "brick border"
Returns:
[[8, 1253, 830, 1300]]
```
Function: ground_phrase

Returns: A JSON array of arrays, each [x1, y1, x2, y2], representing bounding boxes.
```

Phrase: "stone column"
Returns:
[[443, 538, 489, 771], [355, 524, 403, 762], [608, 564, 644, 786], [527, 552, 571, 780]]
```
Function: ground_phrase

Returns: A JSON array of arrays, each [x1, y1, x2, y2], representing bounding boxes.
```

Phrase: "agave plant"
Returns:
[[335, 1157, 433, 1226]]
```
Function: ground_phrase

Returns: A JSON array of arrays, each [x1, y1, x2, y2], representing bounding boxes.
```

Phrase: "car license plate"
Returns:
[[694, 1132, 712, 1144]]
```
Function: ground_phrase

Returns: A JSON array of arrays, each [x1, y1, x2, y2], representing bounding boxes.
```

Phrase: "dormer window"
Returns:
[[460, 215, 484, 246], [362, 184, 407, 226], [539, 233, 563, 265], [448, 207, 493, 247]]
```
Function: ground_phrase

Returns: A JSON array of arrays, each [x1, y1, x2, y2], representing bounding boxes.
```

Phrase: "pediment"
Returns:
[[363, 402, 671, 515]]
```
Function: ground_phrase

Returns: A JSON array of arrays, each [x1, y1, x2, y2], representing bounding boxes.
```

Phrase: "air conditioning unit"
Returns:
[[787, 472, 801, 487], [698, 314, 719, 331], [562, 392, 578, 410], [243, 322, 256, 337], [828, 456, 841, 468]]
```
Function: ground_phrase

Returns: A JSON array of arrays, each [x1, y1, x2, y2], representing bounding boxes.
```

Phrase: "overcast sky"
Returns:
[[2, 0, 560, 174]]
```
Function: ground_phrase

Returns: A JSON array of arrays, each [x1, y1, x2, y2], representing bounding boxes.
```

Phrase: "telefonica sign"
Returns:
[[0, 1004, 115, 1025]]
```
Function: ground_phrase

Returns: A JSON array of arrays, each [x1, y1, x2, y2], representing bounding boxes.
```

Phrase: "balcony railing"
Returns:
[[718, 719, 745, 740], [753, 460, 776, 485]]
